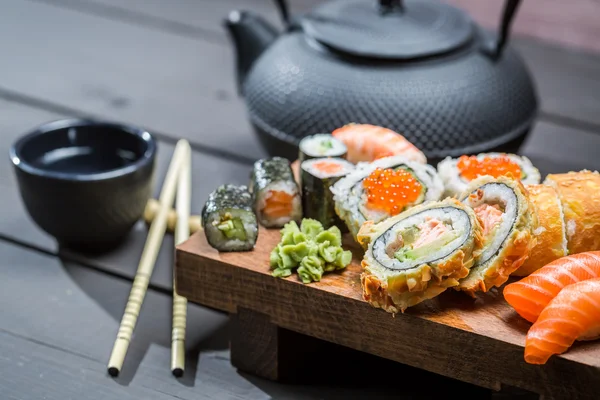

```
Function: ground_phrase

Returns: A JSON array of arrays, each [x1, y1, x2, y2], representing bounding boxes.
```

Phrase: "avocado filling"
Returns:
[[215, 213, 247, 241]]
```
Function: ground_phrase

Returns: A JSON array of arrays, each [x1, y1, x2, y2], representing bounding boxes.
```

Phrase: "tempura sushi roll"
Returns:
[[250, 157, 302, 228], [300, 157, 355, 229], [202, 184, 258, 252], [357, 198, 483, 313], [298, 134, 347, 163], [332, 123, 427, 164], [437, 153, 541, 197], [331, 155, 444, 240], [544, 170, 600, 254], [456, 175, 538, 295], [512, 184, 568, 276]]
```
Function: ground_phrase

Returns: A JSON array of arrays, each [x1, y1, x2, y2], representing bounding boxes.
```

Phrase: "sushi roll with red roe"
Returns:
[[300, 157, 354, 230], [437, 153, 541, 197], [331, 155, 444, 241]]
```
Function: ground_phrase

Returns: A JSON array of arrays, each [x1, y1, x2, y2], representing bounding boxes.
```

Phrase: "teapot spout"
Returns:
[[224, 10, 279, 95]]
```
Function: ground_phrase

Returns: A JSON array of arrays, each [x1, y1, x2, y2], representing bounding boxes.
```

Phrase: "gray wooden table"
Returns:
[[1, 1, 600, 399]]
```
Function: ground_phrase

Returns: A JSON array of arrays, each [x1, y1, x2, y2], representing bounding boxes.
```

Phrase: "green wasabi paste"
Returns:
[[270, 219, 352, 283]]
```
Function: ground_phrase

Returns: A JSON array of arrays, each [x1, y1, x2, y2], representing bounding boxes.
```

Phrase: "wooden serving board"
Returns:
[[176, 228, 600, 399]]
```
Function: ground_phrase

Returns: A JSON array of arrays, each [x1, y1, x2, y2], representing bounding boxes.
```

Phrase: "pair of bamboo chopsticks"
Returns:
[[107, 139, 193, 378]]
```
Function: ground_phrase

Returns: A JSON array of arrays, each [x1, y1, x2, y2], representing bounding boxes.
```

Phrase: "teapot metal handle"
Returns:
[[484, 0, 522, 60], [273, 0, 290, 26]]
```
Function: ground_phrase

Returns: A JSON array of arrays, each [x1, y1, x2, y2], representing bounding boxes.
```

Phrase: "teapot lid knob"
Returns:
[[378, 0, 404, 13], [301, 0, 474, 60]]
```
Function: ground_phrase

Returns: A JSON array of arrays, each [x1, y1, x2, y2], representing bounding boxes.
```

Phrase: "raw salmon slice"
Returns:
[[262, 191, 294, 218], [503, 251, 600, 323], [524, 278, 600, 364], [332, 123, 426, 164]]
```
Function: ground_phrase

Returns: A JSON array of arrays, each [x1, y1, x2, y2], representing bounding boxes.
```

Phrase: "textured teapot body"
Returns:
[[227, 0, 538, 162]]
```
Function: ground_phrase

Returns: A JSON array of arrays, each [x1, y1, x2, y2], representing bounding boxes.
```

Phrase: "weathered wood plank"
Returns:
[[0, 0, 267, 160], [6, 0, 600, 148], [0, 98, 249, 293], [0, 241, 486, 398], [176, 228, 600, 399], [0, 242, 265, 399], [2, 98, 600, 294]]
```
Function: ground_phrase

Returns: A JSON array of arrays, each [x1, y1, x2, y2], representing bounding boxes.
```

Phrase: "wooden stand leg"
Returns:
[[493, 384, 545, 400], [230, 307, 282, 381]]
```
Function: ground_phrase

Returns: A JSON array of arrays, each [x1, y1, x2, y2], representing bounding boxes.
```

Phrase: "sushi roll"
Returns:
[[250, 157, 302, 228], [437, 153, 541, 197], [298, 133, 347, 163], [456, 175, 538, 295], [332, 123, 427, 164], [202, 184, 258, 252], [300, 157, 355, 229], [512, 184, 568, 276], [543, 170, 600, 255], [357, 198, 483, 313], [331, 155, 444, 240]]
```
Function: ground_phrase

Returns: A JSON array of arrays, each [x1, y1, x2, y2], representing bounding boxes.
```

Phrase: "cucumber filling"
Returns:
[[392, 222, 460, 262], [214, 213, 247, 241]]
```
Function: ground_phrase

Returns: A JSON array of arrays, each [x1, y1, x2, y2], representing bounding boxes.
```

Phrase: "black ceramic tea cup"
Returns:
[[10, 119, 157, 252]]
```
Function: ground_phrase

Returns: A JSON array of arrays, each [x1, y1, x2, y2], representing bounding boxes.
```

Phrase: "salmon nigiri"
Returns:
[[331, 123, 427, 164], [503, 251, 600, 323], [524, 278, 600, 364]]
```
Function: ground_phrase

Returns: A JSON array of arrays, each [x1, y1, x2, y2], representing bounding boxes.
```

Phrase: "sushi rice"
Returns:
[[298, 133, 347, 163], [437, 153, 541, 197], [331, 155, 444, 240], [357, 198, 483, 313]]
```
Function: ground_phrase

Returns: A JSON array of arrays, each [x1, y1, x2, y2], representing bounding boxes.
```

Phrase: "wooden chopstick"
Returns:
[[171, 141, 191, 377], [107, 139, 191, 377]]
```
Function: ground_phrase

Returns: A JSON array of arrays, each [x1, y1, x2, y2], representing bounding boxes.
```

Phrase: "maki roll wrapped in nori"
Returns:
[[331, 155, 444, 240], [456, 175, 538, 295], [301, 157, 355, 230], [251, 157, 302, 228], [437, 153, 541, 198], [357, 198, 483, 313], [202, 184, 258, 252], [298, 134, 347, 163]]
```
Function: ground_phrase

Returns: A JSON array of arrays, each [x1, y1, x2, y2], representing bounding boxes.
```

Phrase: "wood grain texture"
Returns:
[[0, 241, 491, 398], [230, 308, 280, 381], [3, 0, 600, 147], [176, 228, 600, 399], [2, 97, 600, 296], [0, 0, 266, 160], [447, 0, 600, 54]]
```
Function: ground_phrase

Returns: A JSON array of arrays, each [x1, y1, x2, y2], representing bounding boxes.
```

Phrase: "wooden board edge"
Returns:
[[174, 242, 600, 399]]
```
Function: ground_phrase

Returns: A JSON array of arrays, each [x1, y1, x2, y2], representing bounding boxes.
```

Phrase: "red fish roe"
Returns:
[[457, 155, 522, 181], [363, 168, 422, 215]]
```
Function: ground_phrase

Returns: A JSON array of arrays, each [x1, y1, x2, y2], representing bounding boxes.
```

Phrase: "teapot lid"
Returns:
[[300, 0, 475, 60]]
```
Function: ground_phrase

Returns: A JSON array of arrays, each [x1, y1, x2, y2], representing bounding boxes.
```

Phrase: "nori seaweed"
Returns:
[[250, 157, 296, 194], [201, 184, 257, 251], [301, 163, 348, 231]]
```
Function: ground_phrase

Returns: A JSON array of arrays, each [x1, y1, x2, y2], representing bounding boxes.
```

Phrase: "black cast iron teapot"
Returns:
[[225, 0, 538, 163]]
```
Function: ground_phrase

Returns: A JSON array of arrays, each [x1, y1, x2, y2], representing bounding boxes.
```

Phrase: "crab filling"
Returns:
[[463, 183, 517, 265], [372, 207, 470, 271]]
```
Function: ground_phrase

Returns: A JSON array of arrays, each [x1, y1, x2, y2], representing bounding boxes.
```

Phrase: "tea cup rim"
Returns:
[[9, 118, 156, 182]]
